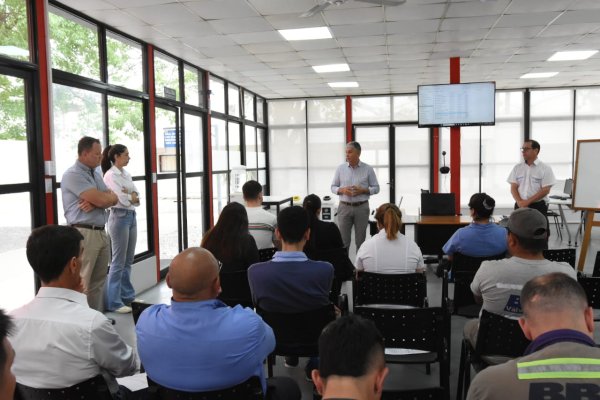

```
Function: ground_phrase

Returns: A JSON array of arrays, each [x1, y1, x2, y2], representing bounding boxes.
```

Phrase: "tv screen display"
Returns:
[[418, 82, 495, 127]]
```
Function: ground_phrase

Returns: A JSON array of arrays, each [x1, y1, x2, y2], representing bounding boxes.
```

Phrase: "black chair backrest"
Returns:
[[577, 276, 600, 309], [475, 309, 530, 358], [256, 304, 336, 356], [258, 247, 277, 262], [543, 248, 576, 269], [132, 301, 153, 325], [147, 375, 263, 400], [217, 270, 253, 308], [382, 387, 446, 400], [420, 193, 455, 216], [451, 252, 505, 274], [16, 375, 112, 400], [593, 251, 600, 277], [306, 246, 354, 281], [355, 272, 427, 307], [354, 306, 448, 354]]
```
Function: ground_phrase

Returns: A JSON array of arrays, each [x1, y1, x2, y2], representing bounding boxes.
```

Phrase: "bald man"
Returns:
[[136, 248, 299, 398], [467, 272, 600, 400]]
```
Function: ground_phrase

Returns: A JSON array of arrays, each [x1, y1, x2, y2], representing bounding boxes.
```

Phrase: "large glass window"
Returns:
[[184, 65, 202, 107], [228, 84, 240, 117], [155, 107, 177, 174], [395, 125, 430, 215], [256, 98, 265, 124], [211, 118, 227, 171], [0, 0, 30, 62], [575, 88, 600, 163], [49, 7, 100, 80], [184, 113, 204, 173], [245, 125, 257, 169], [244, 91, 255, 121], [0, 74, 29, 184], [352, 97, 391, 122], [106, 31, 143, 92], [228, 122, 241, 167], [209, 76, 225, 114], [154, 51, 180, 101], [531, 89, 573, 180]]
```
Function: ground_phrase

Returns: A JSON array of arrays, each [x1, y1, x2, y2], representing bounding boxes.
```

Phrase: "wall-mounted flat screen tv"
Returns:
[[418, 82, 496, 127]]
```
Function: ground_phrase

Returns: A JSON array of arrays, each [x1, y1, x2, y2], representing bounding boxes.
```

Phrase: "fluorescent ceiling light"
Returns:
[[548, 50, 598, 61], [278, 27, 332, 41], [0, 45, 29, 57], [520, 72, 559, 79], [328, 82, 359, 88], [312, 63, 350, 73]]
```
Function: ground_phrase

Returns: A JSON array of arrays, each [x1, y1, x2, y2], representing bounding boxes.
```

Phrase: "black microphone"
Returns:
[[440, 151, 450, 174]]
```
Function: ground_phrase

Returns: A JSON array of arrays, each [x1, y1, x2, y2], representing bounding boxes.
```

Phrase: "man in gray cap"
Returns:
[[463, 208, 576, 346]]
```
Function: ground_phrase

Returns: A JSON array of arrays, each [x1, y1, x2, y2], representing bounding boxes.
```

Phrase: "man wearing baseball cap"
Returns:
[[463, 208, 577, 347]]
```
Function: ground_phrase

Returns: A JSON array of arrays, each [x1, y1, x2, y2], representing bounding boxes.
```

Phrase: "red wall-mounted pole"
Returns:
[[450, 57, 461, 214]]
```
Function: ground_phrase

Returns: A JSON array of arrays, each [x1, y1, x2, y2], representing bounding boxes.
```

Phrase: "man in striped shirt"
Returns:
[[331, 141, 380, 251]]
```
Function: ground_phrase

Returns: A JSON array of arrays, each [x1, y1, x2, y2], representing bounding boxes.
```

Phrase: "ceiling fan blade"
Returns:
[[356, 0, 406, 6], [300, 3, 331, 18]]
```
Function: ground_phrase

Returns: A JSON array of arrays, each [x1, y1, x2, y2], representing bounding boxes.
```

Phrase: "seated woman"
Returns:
[[442, 192, 507, 259], [201, 202, 259, 273], [355, 203, 424, 274], [303, 194, 354, 299]]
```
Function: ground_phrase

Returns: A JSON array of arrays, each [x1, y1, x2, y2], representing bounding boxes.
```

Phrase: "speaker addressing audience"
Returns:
[[242, 180, 279, 250], [331, 141, 380, 251], [464, 208, 576, 347], [0, 309, 15, 400], [9, 225, 138, 396], [136, 247, 300, 399], [312, 314, 389, 400], [442, 192, 507, 259], [467, 272, 600, 400], [355, 203, 424, 274]]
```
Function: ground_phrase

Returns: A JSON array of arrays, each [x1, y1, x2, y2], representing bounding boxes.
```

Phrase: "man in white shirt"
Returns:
[[242, 180, 279, 250], [9, 225, 138, 395]]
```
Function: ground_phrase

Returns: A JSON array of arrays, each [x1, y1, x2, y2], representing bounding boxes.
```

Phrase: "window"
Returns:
[[228, 122, 241, 167], [0, 0, 30, 62], [184, 65, 202, 107], [245, 125, 257, 168], [228, 84, 240, 117], [211, 118, 227, 171], [352, 96, 391, 122], [256, 98, 265, 124], [154, 51, 180, 101], [106, 31, 143, 92], [49, 7, 100, 80], [244, 91, 255, 121], [209, 76, 225, 114]]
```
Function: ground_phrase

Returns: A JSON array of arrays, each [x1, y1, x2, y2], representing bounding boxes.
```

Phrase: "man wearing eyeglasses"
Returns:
[[507, 140, 556, 217]]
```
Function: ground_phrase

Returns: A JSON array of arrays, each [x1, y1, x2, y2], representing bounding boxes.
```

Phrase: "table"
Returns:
[[262, 196, 293, 214], [414, 216, 472, 256]]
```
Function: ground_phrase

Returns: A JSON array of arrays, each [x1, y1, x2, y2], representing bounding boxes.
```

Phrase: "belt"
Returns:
[[340, 200, 368, 207], [71, 224, 105, 231]]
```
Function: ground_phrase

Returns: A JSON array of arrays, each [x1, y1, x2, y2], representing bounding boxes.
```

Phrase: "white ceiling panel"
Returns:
[[539, 23, 600, 37], [288, 39, 339, 51], [330, 23, 386, 37], [505, 0, 571, 14], [182, 35, 238, 49], [385, 3, 448, 21], [208, 17, 274, 35], [554, 9, 600, 24], [255, 52, 302, 63], [497, 12, 562, 27], [264, 14, 326, 29], [386, 19, 441, 34], [343, 45, 387, 57], [433, 41, 479, 52], [323, 7, 384, 25], [243, 42, 295, 54], [440, 16, 499, 31], [337, 36, 386, 47], [486, 26, 544, 39], [247, 0, 316, 15], [123, 3, 199, 26], [183, 0, 258, 19], [387, 33, 437, 45], [84, 9, 146, 28], [436, 29, 488, 43], [297, 49, 345, 59], [388, 44, 435, 54], [446, 0, 512, 18], [59, 0, 116, 11], [346, 55, 388, 63], [227, 31, 283, 45], [154, 21, 218, 38], [201, 46, 250, 57]]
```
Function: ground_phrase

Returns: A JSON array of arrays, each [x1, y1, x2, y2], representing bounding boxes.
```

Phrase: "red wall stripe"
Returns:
[[449, 57, 461, 214], [345, 96, 352, 142]]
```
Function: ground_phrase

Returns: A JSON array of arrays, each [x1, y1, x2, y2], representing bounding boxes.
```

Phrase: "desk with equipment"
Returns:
[[262, 196, 293, 214]]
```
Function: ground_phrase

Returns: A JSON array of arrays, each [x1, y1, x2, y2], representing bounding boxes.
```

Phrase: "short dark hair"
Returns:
[[510, 232, 547, 253], [347, 141, 361, 153], [242, 180, 263, 201], [521, 272, 587, 316], [527, 139, 541, 152], [302, 194, 321, 215], [77, 136, 101, 156], [0, 309, 14, 377], [26, 225, 84, 283], [277, 206, 309, 244], [318, 315, 384, 379]]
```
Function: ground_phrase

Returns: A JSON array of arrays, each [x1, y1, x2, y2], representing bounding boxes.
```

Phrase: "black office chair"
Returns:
[[217, 270, 253, 308], [546, 208, 562, 240], [305, 246, 354, 304], [382, 387, 446, 400], [146, 375, 263, 400], [131, 301, 153, 326], [448, 252, 505, 317], [593, 250, 600, 277], [354, 272, 428, 308], [15, 375, 113, 400], [354, 305, 450, 400], [258, 247, 277, 262], [256, 304, 336, 377], [456, 310, 530, 400], [577, 275, 600, 321], [543, 248, 576, 269]]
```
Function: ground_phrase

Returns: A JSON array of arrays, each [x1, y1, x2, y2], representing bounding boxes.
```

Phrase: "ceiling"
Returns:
[[55, 0, 600, 99]]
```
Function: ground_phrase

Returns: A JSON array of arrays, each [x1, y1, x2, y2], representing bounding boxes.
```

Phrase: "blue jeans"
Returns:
[[106, 208, 137, 311]]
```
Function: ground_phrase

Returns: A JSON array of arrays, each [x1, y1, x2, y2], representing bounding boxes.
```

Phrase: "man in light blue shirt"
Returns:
[[137, 247, 299, 398], [61, 136, 117, 311], [331, 141, 380, 250]]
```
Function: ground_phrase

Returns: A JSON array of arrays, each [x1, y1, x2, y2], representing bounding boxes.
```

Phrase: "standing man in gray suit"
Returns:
[[331, 141, 379, 251]]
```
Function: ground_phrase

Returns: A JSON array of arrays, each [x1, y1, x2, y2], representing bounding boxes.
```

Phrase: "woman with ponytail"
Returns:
[[101, 144, 140, 313], [355, 203, 424, 274]]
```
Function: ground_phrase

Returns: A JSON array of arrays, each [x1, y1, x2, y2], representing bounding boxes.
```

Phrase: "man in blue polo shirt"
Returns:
[[61, 136, 118, 311], [248, 206, 334, 376]]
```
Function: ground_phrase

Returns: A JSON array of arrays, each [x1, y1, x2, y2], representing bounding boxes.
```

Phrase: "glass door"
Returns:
[[354, 126, 391, 210]]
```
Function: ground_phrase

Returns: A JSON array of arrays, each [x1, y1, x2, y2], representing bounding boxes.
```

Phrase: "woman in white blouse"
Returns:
[[355, 203, 424, 274], [101, 144, 140, 313]]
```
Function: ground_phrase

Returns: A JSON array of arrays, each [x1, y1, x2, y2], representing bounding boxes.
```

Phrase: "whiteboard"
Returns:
[[572, 139, 600, 210]]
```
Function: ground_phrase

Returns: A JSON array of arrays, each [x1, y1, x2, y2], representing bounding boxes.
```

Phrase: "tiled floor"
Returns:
[[109, 223, 600, 400]]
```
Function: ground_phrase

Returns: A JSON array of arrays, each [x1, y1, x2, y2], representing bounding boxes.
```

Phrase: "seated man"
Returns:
[[9, 225, 138, 395], [243, 180, 279, 250], [248, 205, 334, 374], [312, 315, 389, 400], [467, 272, 600, 399], [464, 208, 576, 346], [136, 247, 299, 399], [0, 310, 15, 399]]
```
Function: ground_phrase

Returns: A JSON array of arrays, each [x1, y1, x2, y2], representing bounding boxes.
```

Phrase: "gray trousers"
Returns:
[[337, 202, 370, 251], [76, 227, 110, 312]]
